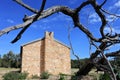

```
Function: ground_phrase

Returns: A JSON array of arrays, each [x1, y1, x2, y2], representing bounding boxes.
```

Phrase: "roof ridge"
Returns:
[[54, 39, 70, 48], [21, 37, 44, 46], [21, 37, 70, 48]]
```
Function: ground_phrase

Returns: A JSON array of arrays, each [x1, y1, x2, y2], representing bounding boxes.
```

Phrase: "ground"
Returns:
[[0, 68, 103, 80], [0, 68, 19, 80], [72, 68, 103, 80]]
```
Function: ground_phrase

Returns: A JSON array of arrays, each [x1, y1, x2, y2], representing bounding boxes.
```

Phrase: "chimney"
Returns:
[[45, 31, 54, 39]]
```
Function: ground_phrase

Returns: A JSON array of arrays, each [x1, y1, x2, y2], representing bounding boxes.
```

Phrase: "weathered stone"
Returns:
[[21, 31, 71, 76]]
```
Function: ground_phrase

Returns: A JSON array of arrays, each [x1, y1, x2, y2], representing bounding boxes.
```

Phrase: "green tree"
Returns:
[[14, 54, 21, 68], [2, 51, 15, 68], [113, 57, 120, 79], [0, 55, 2, 67], [1, 0, 120, 79], [71, 58, 89, 68], [1, 51, 21, 68]]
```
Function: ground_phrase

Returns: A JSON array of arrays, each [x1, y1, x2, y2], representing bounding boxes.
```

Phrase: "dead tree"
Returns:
[[0, 0, 120, 80]]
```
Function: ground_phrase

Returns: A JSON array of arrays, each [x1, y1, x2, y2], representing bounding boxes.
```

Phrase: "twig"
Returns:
[[13, 0, 38, 13], [101, 51, 117, 80], [11, 0, 46, 43], [67, 25, 81, 67], [101, 8, 120, 17], [106, 50, 120, 57]]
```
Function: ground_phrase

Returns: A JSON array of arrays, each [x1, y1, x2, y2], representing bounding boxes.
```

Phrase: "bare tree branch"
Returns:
[[101, 8, 120, 17], [90, 0, 107, 37], [75, 0, 90, 12], [13, 0, 38, 13], [68, 26, 81, 67], [0, 0, 120, 79], [0, 5, 102, 43], [99, 0, 107, 8], [11, 0, 46, 43], [101, 51, 116, 80], [106, 50, 120, 57], [0, 20, 33, 36]]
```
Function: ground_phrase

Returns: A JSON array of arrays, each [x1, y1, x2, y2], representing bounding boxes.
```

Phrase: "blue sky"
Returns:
[[0, 0, 120, 59]]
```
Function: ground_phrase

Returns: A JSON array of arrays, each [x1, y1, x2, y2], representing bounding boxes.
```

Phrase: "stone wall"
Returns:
[[21, 40, 44, 76], [44, 32, 71, 75], [21, 31, 71, 76]]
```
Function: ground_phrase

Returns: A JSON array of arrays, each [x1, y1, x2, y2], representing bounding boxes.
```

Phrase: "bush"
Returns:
[[31, 75, 40, 79], [59, 73, 66, 80], [2, 71, 28, 80], [99, 73, 111, 80], [71, 75, 78, 80], [40, 71, 50, 79], [18, 72, 28, 79]]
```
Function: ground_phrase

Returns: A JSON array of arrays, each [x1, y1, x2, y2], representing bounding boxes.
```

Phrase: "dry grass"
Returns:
[[0, 68, 103, 80], [71, 68, 104, 80], [0, 67, 20, 80]]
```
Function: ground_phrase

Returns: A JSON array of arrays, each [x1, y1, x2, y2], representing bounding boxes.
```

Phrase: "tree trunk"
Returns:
[[76, 42, 107, 76]]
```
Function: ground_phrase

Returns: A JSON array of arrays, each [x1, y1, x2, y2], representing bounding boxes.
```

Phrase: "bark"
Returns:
[[0, 0, 120, 79], [76, 42, 107, 76]]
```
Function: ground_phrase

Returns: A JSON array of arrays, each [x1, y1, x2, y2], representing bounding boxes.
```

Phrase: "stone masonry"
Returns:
[[21, 31, 71, 76]]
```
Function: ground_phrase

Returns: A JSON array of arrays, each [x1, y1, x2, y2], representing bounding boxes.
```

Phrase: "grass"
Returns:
[[0, 67, 19, 70], [71, 68, 79, 75], [0, 68, 103, 80], [72, 68, 104, 80], [0, 67, 20, 80]]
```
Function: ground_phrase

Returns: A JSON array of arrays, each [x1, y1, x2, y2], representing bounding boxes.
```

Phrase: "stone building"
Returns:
[[20, 31, 71, 76]]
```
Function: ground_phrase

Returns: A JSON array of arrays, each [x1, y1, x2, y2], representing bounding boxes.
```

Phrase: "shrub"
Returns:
[[2, 71, 28, 80], [40, 71, 50, 79], [18, 72, 28, 79], [71, 75, 78, 80], [59, 73, 66, 80], [99, 73, 111, 80], [31, 75, 40, 79], [113, 66, 120, 79]]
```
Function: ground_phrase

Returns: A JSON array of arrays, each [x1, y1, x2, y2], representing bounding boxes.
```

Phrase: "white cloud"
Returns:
[[106, 15, 117, 22], [89, 13, 101, 23], [7, 19, 14, 23], [115, 29, 120, 33], [115, 0, 120, 7], [89, 13, 97, 18], [41, 13, 72, 23], [32, 24, 50, 30], [104, 27, 115, 33], [31, 24, 38, 28], [104, 27, 120, 34], [109, 0, 120, 10], [69, 0, 77, 4], [89, 13, 119, 23], [42, 26, 50, 30]]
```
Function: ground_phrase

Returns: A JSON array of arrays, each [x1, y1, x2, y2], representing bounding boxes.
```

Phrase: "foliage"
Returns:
[[71, 75, 78, 80], [2, 71, 28, 80], [1, 0, 120, 80], [59, 73, 66, 80], [31, 75, 40, 79], [110, 57, 120, 79], [18, 72, 28, 79], [40, 71, 50, 79], [1, 51, 15, 68], [0, 58, 2, 67], [0, 51, 21, 68], [71, 58, 89, 68], [99, 73, 111, 80]]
